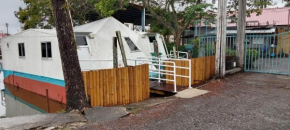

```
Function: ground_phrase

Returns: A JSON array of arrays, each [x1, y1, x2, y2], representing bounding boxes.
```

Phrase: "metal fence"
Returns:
[[244, 31, 290, 75]]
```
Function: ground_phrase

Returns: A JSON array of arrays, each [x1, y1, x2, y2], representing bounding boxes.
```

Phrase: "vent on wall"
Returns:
[[124, 23, 134, 30]]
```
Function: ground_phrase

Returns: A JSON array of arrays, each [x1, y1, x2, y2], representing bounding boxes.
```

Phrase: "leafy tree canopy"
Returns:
[[17, 0, 99, 29], [285, 0, 290, 7]]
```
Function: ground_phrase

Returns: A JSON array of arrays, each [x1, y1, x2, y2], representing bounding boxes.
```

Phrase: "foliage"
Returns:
[[226, 48, 236, 56], [285, 0, 290, 7], [166, 43, 185, 52], [95, 0, 129, 17], [190, 38, 200, 58], [17, 0, 99, 29], [246, 49, 260, 65], [95, 0, 216, 52]]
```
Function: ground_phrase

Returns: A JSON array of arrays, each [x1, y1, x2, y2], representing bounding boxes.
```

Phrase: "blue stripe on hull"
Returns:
[[3, 70, 65, 87]]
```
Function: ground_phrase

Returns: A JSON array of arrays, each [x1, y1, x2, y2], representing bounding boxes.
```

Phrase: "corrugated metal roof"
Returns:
[[246, 7, 290, 26], [207, 28, 275, 35]]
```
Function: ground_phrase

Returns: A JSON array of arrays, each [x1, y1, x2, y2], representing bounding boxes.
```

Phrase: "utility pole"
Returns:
[[6, 23, 9, 36], [215, 0, 227, 78], [50, 0, 91, 112], [236, 0, 246, 68]]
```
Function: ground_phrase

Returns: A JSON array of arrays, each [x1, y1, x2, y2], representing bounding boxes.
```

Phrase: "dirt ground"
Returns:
[[80, 72, 290, 130]]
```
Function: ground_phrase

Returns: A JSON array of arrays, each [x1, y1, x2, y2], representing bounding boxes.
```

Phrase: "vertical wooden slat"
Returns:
[[125, 67, 130, 104], [95, 70, 100, 106], [119, 68, 124, 105], [142, 65, 146, 100], [80, 64, 150, 106], [88, 71, 94, 106], [133, 65, 138, 103], [90, 71, 94, 106], [100, 70, 104, 106], [128, 67, 133, 103], [107, 69, 112, 106], [146, 64, 150, 99]]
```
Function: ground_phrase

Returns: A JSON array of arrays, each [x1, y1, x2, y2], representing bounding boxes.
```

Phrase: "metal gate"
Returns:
[[244, 31, 290, 76]]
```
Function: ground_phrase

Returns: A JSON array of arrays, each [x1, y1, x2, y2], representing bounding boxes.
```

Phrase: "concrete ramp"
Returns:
[[175, 88, 209, 98]]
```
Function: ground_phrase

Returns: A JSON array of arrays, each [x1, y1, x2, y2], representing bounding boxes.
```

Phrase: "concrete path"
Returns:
[[0, 112, 86, 130], [83, 73, 290, 130], [175, 88, 209, 99]]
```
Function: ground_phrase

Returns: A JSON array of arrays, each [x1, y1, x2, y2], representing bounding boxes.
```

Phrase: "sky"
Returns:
[[0, 0, 287, 35], [0, 0, 25, 35]]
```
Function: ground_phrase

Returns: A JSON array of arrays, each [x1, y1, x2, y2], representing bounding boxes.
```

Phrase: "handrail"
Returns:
[[169, 50, 189, 59], [79, 58, 178, 92], [137, 57, 192, 89]]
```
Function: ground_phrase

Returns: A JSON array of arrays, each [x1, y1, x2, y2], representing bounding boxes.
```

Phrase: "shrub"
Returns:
[[246, 49, 260, 65], [226, 48, 236, 56], [166, 43, 186, 52]]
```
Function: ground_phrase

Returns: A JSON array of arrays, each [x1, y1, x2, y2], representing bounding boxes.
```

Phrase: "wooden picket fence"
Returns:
[[82, 64, 150, 107], [165, 56, 216, 86]]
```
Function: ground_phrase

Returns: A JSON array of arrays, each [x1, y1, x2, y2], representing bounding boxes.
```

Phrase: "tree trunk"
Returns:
[[175, 31, 181, 56], [50, 0, 90, 112]]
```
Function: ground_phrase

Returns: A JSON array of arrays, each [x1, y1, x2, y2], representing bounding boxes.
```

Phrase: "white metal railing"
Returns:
[[79, 58, 179, 92], [137, 57, 192, 89], [169, 50, 189, 59]]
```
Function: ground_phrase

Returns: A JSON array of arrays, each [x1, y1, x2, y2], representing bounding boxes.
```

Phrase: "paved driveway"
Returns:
[[83, 73, 290, 130], [251, 57, 289, 74]]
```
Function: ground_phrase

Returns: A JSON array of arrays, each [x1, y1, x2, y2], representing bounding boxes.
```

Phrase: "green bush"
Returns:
[[226, 48, 236, 56], [166, 43, 186, 52], [246, 49, 260, 65], [189, 37, 215, 58]]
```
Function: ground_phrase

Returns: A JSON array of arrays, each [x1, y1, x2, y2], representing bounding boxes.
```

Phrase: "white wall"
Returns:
[[0, 30, 64, 80]]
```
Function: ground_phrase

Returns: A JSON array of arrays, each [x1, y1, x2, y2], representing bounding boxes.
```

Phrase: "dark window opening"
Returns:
[[18, 43, 25, 57], [148, 36, 156, 43], [124, 37, 140, 52], [41, 42, 52, 58], [76, 36, 88, 46]]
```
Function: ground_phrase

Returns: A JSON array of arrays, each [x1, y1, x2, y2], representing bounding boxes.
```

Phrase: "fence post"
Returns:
[[237, 0, 246, 68], [173, 62, 177, 93], [188, 59, 192, 88], [113, 37, 118, 68], [188, 50, 192, 59], [158, 58, 161, 83], [215, 0, 227, 78], [116, 31, 128, 67], [46, 89, 50, 113], [153, 40, 159, 57], [173, 46, 177, 59]]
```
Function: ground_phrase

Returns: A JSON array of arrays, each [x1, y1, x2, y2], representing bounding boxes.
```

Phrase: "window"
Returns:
[[76, 36, 88, 46], [41, 42, 52, 58], [148, 36, 156, 43], [18, 43, 25, 57], [252, 38, 263, 45], [124, 37, 140, 52]]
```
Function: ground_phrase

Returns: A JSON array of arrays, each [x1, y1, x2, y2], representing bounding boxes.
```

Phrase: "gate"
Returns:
[[244, 31, 290, 76]]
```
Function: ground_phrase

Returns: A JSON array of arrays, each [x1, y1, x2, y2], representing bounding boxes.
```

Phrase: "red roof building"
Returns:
[[0, 33, 8, 39], [246, 7, 290, 28]]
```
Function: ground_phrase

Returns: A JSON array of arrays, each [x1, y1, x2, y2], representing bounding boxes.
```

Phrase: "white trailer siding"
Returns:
[[0, 30, 64, 80]]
